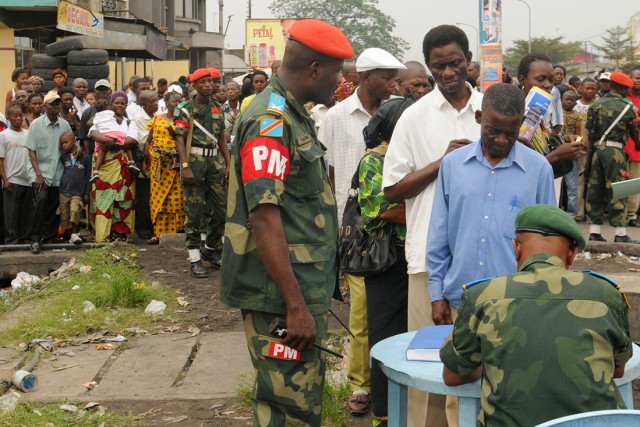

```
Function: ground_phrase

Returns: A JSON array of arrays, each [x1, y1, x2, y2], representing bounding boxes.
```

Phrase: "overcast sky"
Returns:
[[221, 0, 639, 62]]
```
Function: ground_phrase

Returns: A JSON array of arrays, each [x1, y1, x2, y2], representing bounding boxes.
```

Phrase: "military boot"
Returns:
[[190, 260, 209, 278], [201, 246, 222, 269]]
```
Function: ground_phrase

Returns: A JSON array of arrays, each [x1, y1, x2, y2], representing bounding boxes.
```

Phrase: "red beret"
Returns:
[[189, 68, 212, 83], [287, 19, 354, 60], [610, 71, 633, 88], [208, 68, 221, 79]]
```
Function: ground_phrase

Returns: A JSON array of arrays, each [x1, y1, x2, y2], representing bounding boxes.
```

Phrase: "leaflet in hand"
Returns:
[[406, 325, 454, 362], [519, 86, 553, 147]]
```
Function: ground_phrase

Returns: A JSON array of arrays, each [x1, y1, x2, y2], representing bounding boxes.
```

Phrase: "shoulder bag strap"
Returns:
[[599, 103, 631, 144]]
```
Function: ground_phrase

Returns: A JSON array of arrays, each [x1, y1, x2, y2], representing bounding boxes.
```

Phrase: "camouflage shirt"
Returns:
[[586, 93, 637, 144], [440, 254, 632, 427], [220, 76, 338, 315], [174, 96, 225, 148]]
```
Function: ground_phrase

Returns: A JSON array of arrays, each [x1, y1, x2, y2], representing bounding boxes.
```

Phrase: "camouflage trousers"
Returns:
[[182, 154, 227, 250], [241, 310, 327, 427], [586, 146, 628, 227]]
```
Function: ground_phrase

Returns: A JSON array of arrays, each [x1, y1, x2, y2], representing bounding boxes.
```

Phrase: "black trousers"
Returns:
[[365, 244, 409, 418], [135, 177, 153, 238], [3, 184, 33, 244], [30, 185, 60, 243]]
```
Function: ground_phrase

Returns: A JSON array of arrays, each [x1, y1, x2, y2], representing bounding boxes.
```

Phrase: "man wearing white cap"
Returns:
[[318, 46, 405, 416], [25, 92, 72, 254]]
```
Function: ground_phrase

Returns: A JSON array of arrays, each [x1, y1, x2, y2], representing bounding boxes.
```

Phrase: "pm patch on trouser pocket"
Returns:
[[241, 309, 327, 427]]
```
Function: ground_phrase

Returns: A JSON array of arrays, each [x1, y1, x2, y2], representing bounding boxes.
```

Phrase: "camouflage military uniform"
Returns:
[[174, 98, 226, 252], [585, 93, 637, 226], [220, 76, 338, 426], [440, 254, 632, 427]]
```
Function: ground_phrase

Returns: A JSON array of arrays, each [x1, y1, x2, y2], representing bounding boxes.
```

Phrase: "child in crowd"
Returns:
[[0, 106, 33, 243], [575, 77, 598, 124], [86, 92, 95, 106], [59, 131, 91, 244], [89, 98, 139, 183], [562, 89, 588, 221]]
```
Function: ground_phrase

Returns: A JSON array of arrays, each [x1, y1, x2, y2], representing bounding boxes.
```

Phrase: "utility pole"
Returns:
[[248, 0, 252, 19]]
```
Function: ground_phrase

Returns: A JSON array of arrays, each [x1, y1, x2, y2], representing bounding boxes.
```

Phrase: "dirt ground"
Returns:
[[123, 243, 640, 426]]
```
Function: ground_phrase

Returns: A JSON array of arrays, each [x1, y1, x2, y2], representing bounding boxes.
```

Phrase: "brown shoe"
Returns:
[[347, 391, 370, 415]]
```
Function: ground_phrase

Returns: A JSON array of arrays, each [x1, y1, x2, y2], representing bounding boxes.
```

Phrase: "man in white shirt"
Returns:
[[126, 78, 150, 120], [318, 47, 405, 416], [382, 25, 483, 427]]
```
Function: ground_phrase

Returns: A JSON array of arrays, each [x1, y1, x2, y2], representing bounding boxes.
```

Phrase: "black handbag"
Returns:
[[338, 154, 397, 277], [547, 134, 573, 178]]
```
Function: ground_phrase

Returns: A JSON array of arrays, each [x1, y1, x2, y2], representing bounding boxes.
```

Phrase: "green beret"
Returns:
[[515, 204, 586, 250]]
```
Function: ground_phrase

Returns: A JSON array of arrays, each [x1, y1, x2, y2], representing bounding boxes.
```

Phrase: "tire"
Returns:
[[42, 80, 56, 93], [45, 37, 83, 56], [31, 54, 66, 69], [67, 64, 109, 79], [31, 68, 58, 79], [67, 77, 100, 91], [67, 49, 109, 66]]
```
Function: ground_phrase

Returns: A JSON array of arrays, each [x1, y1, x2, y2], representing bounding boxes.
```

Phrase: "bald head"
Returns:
[[513, 232, 578, 270], [342, 62, 359, 85], [397, 61, 431, 100], [468, 61, 480, 81]]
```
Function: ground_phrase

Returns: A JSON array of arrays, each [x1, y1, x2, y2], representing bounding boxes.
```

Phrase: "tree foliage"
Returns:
[[503, 37, 581, 77], [268, 0, 409, 60], [596, 26, 637, 71]]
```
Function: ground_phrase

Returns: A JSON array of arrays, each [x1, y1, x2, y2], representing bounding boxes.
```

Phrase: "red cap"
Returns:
[[189, 68, 212, 83], [287, 19, 354, 60], [208, 67, 221, 79], [610, 71, 633, 88]]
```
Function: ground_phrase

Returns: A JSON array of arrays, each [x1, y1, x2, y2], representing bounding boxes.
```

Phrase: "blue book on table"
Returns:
[[406, 325, 454, 362]]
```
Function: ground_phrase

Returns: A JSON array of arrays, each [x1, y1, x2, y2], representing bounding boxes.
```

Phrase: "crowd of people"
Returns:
[[0, 17, 635, 427]]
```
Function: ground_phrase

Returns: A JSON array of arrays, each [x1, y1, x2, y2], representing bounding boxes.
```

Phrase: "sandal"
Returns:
[[147, 236, 160, 245]]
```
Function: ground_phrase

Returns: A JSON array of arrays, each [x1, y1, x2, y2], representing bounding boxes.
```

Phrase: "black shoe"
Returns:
[[190, 260, 209, 278], [30, 242, 42, 254], [201, 246, 222, 269], [589, 233, 607, 242], [614, 235, 640, 244], [629, 220, 639, 227]]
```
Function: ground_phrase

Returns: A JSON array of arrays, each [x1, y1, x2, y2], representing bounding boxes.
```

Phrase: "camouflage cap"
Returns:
[[515, 204, 586, 250]]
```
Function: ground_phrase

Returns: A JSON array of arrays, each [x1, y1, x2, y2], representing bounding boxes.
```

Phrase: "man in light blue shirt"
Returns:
[[427, 84, 556, 324], [26, 92, 72, 254]]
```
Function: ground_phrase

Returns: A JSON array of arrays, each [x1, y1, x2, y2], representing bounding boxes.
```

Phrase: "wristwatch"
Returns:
[[181, 162, 189, 168]]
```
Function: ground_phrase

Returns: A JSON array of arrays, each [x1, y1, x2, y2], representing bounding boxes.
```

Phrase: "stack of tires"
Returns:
[[30, 38, 109, 92]]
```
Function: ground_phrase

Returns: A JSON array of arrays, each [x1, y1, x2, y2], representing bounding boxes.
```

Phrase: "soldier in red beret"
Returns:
[[173, 67, 230, 277], [586, 71, 640, 244], [220, 19, 353, 426]]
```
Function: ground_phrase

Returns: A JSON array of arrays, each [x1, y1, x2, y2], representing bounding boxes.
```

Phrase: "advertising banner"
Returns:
[[245, 19, 299, 71], [479, 0, 502, 92], [57, 0, 104, 38]]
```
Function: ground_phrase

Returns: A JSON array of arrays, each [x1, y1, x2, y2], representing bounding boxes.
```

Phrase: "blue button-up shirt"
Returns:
[[427, 140, 556, 309]]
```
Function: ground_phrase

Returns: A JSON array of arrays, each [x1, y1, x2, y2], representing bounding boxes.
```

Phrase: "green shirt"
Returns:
[[440, 254, 632, 427], [174, 96, 225, 148], [25, 114, 72, 187], [357, 143, 406, 241], [586, 93, 637, 144], [220, 76, 338, 315]]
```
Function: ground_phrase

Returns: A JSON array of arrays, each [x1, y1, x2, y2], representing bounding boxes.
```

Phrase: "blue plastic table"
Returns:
[[370, 332, 640, 427]]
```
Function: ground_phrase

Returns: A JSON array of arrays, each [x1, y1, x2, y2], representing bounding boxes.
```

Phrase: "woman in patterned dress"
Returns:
[[145, 90, 185, 244], [89, 91, 137, 242]]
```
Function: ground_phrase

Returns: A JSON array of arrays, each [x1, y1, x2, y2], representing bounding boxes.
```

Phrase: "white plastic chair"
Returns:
[[535, 409, 640, 426]]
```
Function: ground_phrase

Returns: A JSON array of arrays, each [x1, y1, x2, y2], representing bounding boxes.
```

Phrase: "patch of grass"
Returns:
[[322, 373, 351, 427], [0, 245, 177, 344], [0, 401, 141, 427], [233, 372, 256, 410]]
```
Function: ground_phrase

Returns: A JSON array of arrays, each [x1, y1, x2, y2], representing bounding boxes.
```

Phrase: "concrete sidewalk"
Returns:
[[0, 331, 254, 404]]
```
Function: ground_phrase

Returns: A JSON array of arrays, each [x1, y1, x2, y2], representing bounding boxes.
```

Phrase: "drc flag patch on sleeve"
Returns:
[[267, 92, 286, 115], [259, 118, 284, 137]]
